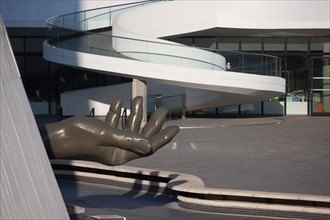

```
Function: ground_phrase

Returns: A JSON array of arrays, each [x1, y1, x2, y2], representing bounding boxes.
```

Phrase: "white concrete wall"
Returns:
[[113, 0, 329, 38], [214, 1, 330, 30], [60, 82, 187, 116], [286, 102, 308, 115], [61, 83, 132, 116], [2, 0, 328, 29], [0, 15, 69, 220], [264, 102, 308, 116]]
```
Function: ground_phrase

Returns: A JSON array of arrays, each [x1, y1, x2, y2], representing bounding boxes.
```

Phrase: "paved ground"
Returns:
[[37, 115, 330, 219], [127, 116, 330, 196]]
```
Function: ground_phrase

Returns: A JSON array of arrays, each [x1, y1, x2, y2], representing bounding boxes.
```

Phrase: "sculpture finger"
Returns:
[[98, 128, 152, 155], [105, 97, 123, 127], [126, 96, 143, 132], [141, 107, 168, 138], [150, 125, 180, 153]]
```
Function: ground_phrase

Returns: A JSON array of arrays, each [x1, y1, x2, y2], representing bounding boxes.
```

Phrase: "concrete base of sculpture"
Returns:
[[53, 159, 330, 220]]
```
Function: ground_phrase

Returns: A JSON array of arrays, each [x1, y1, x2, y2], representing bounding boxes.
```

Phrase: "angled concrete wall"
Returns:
[[0, 15, 69, 220]]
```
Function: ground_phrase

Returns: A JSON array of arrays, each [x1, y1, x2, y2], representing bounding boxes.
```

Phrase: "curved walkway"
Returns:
[[43, 0, 285, 109]]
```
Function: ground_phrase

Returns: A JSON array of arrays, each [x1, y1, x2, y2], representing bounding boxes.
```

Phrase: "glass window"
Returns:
[[25, 56, 48, 77], [194, 37, 217, 49], [311, 57, 330, 114], [10, 37, 24, 53], [241, 38, 262, 51], [171, 38, 193, 46], [287, 38, 308, 51], [216, 105, 239, 115], [286, 56, 309, 97], [311, 37, 330, 52], [217, 38, 239, 51], [23, 77, 50, 102], [101, 75, 125, 86], [241, 102, 262, 115], [264, 38, 285, 51], [26, 38, 45, 53]]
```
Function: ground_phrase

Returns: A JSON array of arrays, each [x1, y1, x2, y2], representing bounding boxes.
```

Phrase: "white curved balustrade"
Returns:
[[43, 0, 287, 109]]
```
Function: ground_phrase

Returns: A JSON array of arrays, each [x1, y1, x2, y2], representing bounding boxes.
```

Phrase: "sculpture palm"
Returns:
[[40, 96, 179, 165]]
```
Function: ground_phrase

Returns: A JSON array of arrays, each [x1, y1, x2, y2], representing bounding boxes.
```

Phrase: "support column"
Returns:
[[132, 79, 147, 125]]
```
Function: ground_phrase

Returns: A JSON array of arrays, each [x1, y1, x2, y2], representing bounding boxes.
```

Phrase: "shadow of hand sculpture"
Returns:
[[40, 96, 180, 166]]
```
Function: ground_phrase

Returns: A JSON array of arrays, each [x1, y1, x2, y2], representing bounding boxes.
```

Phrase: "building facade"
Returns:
[[1, 0, 329, 116]]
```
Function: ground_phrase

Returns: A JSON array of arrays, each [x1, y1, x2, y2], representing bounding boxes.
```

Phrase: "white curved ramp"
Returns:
[[43, 1, 286, 110], [0, 15, 69, 220]]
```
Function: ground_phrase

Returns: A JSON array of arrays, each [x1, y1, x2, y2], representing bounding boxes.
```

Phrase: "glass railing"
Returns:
[[45, 0, 282, 77], [148, 94, 186, 120], [217, 50, 281, 76]]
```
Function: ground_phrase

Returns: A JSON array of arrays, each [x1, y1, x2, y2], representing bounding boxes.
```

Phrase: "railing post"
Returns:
[[89, 108, 95, 117], [57, 107, 63, 122], [182, 94, 186, 119], [242, 53, 245, 73], [121, 108, 127, 129]]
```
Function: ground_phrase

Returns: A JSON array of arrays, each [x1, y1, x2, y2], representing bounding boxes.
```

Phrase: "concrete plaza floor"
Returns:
[[37, 115, 330, 219], [127, 116, 330, 196]]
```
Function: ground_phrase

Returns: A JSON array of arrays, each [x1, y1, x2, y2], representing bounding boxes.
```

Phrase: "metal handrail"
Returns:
[[45, 0, 282, 77]]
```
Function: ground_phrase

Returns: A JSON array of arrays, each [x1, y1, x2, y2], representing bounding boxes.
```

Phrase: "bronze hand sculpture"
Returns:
[[40, 96, 179, 165]]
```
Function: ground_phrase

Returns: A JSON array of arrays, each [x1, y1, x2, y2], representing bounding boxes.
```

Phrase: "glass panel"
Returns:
[[241, 38, 262, 51], [23, 77, 49, 103], [46, 3, 282, 77], [147, 95, 159, 116], [312, 57, 330, 114], [219, 51, 242, 71], [30, 101, 49, 115], [194, 37, 217, 49], [263, 99, 284, 115], [26, 38, 45, 53], [50, 102, 57, 115], [286, 56, 309, 95], [10, 37, 24, 53], [216, 105, 239, 115], [264, 38, 285, 51], [217, 38, 239, 51], [80, 71, 99, 89], [241, 102, 262, 115], [25, 56, 48, 77], [170, 38, 193, 46], [310, 37, 330, 52], [155, 95, 184, 120], [287, 38, 308, 51], [312, 90, 330, 113], [85, 8, 111, 30], [243, 54, 263, 74]]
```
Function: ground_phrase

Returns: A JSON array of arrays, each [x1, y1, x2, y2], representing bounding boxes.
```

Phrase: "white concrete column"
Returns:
[[132, 79, 147, 125], [323, 43, 330, 113]]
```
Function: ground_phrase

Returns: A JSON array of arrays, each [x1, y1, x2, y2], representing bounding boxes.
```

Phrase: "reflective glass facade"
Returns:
[[7, 28, 131, 115], [7, 27, 330, 116], [170, 36, 330, 116]]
